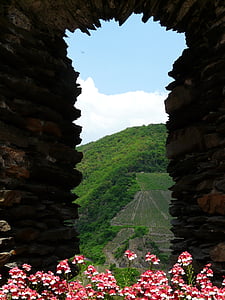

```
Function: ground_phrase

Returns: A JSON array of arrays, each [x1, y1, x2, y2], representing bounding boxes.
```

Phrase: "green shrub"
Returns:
[[111, 267, 140, 288]]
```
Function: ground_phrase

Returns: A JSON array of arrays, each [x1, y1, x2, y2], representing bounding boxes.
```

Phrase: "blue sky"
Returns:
[[65, 14, 186, 144]]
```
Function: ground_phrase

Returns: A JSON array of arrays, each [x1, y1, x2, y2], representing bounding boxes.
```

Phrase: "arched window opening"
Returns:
[[65, 14, 186, 267]]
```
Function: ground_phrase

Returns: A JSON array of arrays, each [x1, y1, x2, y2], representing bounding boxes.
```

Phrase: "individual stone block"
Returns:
[[0, 221, 11, 232], [210, 243, 225, 262], [0, 190, 21, 206], [197, 193, 225, 215], [166, 126, 204, 158], [165, 85, 193, 114]]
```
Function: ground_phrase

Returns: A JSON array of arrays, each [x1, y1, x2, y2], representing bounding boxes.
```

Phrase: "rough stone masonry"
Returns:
[[0, 0, 225, 278]]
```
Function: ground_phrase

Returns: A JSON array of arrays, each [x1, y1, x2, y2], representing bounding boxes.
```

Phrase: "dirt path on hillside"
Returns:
[[131, 192, 142, 222], [148, 192, 169, 220]]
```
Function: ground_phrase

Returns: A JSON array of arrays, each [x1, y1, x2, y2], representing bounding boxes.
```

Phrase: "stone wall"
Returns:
[[0, 6, 82, 270], [166, 13, 225, 277], [0, 0, 225, 277]]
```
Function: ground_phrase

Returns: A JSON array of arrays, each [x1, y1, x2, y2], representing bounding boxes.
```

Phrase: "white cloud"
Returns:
[[74, 77, 168, 145]]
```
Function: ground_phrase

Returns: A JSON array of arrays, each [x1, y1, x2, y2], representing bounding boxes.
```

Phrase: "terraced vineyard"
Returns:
[[104, 173, 174, 268], [111, 190, 171, 228]]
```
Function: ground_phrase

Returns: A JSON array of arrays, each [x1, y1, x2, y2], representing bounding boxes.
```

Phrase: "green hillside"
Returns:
[[136, 172, 173, 190], [73, 124, 170, 263], [104, 173, 173, 269]]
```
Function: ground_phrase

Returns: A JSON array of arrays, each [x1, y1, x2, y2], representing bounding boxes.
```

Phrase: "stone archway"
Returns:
[[0, 0, 225, 276]]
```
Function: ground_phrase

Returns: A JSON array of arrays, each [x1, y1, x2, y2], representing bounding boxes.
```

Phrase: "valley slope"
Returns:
[[73, 124, 173, 265]]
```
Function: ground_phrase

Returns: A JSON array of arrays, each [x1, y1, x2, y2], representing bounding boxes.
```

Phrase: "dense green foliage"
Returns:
[[73, 124, 168, 263], [110, 266, 140, 288]]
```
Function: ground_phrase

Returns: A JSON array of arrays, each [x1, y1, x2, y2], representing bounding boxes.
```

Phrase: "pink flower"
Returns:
[[222, 276, 225, 286], [201, 263, 213, 277], [169, 263, 185, 275], [145, 252, 160, 264], [9, 267, 26, 280], [22, 264, 31, 272], [196, 263, 215, 290], [124, 250, 137, 261], [120, 286, 136, 299], [90, 270, 119, 295], [56, 259, 71, 274], [84, 265, 98, 278], [1, 250, 225, 300], [72, 255, 86, 264], [177, 251, 193, 266]]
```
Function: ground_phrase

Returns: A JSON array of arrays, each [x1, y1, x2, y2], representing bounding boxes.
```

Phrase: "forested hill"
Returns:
[[73, 124, 170, 263]]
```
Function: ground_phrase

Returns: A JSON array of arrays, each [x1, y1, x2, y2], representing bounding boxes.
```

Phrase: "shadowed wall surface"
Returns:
[[0, 0, 225, 277]]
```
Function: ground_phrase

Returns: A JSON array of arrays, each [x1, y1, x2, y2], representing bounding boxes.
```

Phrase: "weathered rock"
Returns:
[[14, 228, 40, 242], [38, 228, 77, 241], [10, 205, 37, 219], [15, 220, 48, 231], [197, 194, 225, 215], [214, 179, 225, 193], [0, 221, 11, 232], [166, 126, 204, 158], [207, 216, 225, 226], [0, 238, 14, 249], [204, 133, 222, 149], [210, 243, 225, 262], [0, 190, 21, 206], [28, 244, 55, 255], [0, 251, 16, 267], [196, 179, 214, 192], [165, 86, 193, 113], [25, 118, 62, 137], [54, 245, 76, 258]]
